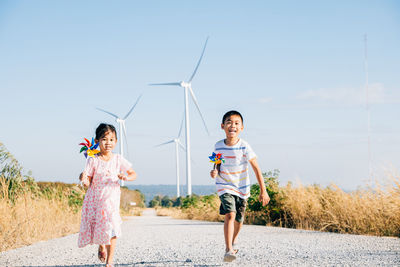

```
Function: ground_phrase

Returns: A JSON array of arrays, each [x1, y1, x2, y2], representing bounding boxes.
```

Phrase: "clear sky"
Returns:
[[1, 1, 399, 190]]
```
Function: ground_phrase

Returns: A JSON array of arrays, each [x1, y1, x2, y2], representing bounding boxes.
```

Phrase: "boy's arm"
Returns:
[[249, 158, 270, 206]]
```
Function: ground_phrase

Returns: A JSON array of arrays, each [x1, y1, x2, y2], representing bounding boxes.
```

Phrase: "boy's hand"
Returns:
[[259, 191, 270, 206], [210, 169, 218, 179]]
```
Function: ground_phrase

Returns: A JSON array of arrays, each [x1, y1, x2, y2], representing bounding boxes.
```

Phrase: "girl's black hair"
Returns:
[[222, 110, 243, 124], [95, 123, 117, 140]]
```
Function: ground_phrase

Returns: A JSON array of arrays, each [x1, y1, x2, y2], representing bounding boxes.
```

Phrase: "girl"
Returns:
[[78, 123, 136, 267]]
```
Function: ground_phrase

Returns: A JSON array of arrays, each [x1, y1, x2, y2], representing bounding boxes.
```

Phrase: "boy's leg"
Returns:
[[232, 196, 247, 248], [219, 194, 238, 253], [232, 220, 243, 246], [224, 212, 236, 252], [106, 237, 117, 264]]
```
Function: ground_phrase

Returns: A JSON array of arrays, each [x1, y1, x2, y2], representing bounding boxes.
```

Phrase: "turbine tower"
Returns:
[[96, 94, 142, 185], [150, 37, 210, 196], [155, 116, 186, 197]]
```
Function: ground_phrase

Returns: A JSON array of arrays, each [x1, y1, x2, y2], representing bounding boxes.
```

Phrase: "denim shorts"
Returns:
[[219, 193, 247, 223]]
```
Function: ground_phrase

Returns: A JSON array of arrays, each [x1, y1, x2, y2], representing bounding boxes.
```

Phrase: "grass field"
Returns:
[[155, 170, 400, 237], [0, 142, 145, 251]]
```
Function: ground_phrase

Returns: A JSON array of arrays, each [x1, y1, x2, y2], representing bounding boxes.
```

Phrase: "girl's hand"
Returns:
[[118, 173, 127, 181], [79, 172, 90, 187], [210, 169, 218, 179]]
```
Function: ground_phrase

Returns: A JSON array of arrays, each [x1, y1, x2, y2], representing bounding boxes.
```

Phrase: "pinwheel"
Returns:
[[78, 137, 100, 187], [79, 137, 100, 158], [209, 152, 225, 170]]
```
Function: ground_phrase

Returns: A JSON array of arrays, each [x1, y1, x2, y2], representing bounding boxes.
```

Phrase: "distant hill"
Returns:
[[127, 184, 216, 206]]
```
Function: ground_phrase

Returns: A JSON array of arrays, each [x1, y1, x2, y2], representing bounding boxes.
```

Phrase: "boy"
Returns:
[[210, 110, 270, 262]]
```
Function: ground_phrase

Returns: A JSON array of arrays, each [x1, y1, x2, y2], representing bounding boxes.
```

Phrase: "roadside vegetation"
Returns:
[[0, 142, 144, 251], [153, 169, 400, 237]]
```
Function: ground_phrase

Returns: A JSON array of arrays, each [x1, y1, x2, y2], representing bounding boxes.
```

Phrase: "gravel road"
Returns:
[[1, 209, 399, 266]]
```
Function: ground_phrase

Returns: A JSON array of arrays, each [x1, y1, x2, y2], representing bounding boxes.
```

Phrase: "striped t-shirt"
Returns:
[[213, 138, 256, 199]]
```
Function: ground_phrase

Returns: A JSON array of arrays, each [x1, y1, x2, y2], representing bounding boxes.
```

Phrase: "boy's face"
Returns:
[[221, 115, 243, 139]]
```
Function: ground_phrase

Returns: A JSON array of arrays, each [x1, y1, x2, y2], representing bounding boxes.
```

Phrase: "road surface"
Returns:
[[1, 209, 399, 266]]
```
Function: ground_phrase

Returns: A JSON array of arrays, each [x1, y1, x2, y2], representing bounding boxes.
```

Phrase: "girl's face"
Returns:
[[97, 131, 117, 154]]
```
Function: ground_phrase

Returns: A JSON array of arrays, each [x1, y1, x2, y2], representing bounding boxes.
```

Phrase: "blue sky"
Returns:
[[0, 1, 399, 190]]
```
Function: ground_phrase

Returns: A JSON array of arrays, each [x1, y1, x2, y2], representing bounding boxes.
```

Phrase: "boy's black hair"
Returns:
[[95, 123, 117, 140], [222, 110, 243, 124]]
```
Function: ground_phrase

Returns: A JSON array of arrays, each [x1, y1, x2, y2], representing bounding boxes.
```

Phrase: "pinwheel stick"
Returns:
[[209, 152, 225, 171]]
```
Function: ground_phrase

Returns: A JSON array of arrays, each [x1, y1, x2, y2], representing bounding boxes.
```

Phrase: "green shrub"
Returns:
[[246, 169, 285, 225], [149, 195, 161, 207], [0, 142, 27, 201], [173, 196, 183, 207], [161, 195, 173, 207], [181, 194, 200, 209], [135, 189, 146, 207]]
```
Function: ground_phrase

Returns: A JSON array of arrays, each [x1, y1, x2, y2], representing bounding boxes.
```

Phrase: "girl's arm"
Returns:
[[118, 168, 137, 182], [249, 158, 270, 206]]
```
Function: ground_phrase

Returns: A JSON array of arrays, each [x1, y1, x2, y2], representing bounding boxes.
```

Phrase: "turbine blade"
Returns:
[[177, 139, 186, 151], [188, 37, 209, 83], [123, 94, 142, 120], [155, 140, 175, 147], [148, 82, 181, 86], [177, 111, 185, 138], [96, 108, 119, 119], [188, 86, 210, 135]]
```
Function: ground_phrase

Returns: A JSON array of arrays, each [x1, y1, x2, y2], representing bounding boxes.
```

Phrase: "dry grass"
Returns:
[[120, 187, 145, 216], [0, 179, 82, 251], [282, 172, 400, 236], [156, 195, 223, 222], [0, 142, 146, 251], [0, 180, 145, 251], [155, 172, 400, 237], [156, 207, 186, 218]]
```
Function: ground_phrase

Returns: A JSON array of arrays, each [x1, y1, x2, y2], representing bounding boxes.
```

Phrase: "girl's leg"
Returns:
[[106, 237, 117, 264], [98, 244, 106, 262]]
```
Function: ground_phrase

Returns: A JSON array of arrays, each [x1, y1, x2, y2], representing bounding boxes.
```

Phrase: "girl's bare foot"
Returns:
[[98, 245, 106, 263]]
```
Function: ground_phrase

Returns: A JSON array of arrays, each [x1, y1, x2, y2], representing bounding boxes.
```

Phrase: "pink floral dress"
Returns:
[[78, 154, 132, 248]]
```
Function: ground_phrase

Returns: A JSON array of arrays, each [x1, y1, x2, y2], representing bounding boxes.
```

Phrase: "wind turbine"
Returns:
[[96, 94, 142, 185], [149, 37, 210, 196], [155, 116, 186, 197]]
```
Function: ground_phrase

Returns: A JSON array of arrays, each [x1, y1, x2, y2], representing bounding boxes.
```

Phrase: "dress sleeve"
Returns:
[[84, 157, 95, 177], [245, 142, 257, 161], [119, 155, 133, 173]]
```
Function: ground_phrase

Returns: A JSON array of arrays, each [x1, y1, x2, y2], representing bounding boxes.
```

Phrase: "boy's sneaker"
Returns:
[[224, 250, 237, 262]]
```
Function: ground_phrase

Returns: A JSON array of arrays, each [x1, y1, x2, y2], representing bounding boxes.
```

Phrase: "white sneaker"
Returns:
[[224, 250, 237, 262]]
